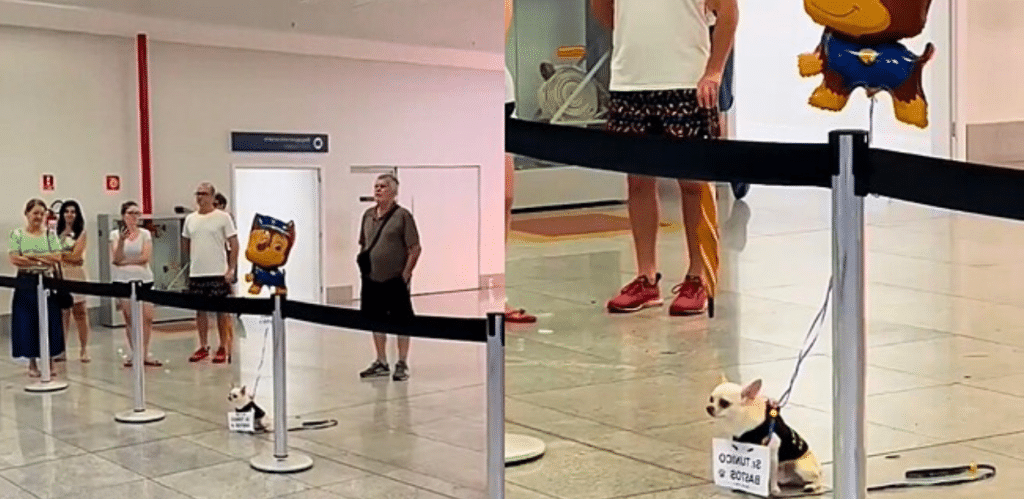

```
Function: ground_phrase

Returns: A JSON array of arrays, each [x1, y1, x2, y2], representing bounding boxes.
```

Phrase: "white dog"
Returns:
[[707, 377, 824, 496], [228, 384, 269, 433]]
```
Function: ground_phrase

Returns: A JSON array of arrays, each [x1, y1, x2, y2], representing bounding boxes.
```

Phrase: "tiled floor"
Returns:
[[504, 182, 1024, 498], [5, 182, 1024, 498], [0, 290, 496, 499]]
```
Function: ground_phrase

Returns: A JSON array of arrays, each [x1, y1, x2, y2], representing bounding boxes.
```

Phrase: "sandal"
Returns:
[[144, 358, 163, 367], [28, 367, 41, 378]]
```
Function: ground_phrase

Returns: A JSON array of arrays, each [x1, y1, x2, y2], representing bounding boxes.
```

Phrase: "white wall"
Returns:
[[147, 40, 504, 293], [734, 0, 950, 157], [960, 0, 1024, 124], [0, 24, 504, 315], [0, 26, 139, 313]]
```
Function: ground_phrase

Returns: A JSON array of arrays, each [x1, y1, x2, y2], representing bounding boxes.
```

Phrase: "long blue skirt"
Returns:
[[10, 284, 65, 359]]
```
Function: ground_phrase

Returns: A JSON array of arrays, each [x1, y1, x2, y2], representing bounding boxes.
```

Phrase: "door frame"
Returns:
[[230, 163, 326, 303]]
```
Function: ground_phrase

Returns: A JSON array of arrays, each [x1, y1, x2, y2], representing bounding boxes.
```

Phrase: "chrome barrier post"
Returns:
[[486, 312, 505, 499], [831, 130, 868, 499], [251, 293, 313, 473], [116, 281, 165, 423], [26, 274, 68, 393]]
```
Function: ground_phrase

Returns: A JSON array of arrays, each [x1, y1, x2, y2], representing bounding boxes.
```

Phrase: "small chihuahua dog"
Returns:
[[707, 377, 824, 496], [228, 384, 269, 433]]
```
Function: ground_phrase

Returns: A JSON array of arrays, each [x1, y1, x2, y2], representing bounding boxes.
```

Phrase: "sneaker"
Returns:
[[393, 361, 410, 381], [669, 276, 708, 316], [188, 346, 210, 363], [359, 360, 390, 379], [607, 274, 663, 313], [212, 347, 231, 364]]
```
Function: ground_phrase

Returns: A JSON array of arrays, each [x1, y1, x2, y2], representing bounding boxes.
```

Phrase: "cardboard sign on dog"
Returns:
[[713, 438, 771, 497]]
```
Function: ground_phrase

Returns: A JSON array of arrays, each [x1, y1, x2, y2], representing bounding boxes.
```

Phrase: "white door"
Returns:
[[232, 166, 324, 304]]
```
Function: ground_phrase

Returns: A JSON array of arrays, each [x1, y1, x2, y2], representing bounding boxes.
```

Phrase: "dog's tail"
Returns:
[[917, 43, 935, 68]]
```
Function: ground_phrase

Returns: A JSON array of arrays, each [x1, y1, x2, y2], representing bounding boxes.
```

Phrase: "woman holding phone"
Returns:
[[8, 199, 66, 377], [109, 201, 162, 367], [57, 200, 91, 362]]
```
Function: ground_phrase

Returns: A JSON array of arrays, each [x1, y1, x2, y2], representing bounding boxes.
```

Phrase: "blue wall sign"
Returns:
[[231, 132, 329, 153]]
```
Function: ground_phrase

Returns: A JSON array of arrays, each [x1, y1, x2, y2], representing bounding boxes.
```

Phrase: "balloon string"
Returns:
[[868, 96, 876, 146]]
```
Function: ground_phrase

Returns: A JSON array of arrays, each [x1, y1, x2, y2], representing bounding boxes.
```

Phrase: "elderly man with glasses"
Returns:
[[182, 182, 239, 364]]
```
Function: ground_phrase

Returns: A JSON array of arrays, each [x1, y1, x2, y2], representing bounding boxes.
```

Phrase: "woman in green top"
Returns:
[[7, 199, 66, 378]]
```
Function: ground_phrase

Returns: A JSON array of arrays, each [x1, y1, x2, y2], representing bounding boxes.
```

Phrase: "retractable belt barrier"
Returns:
[[0, 278, 488, 343], [507, 117, 1024, 223]]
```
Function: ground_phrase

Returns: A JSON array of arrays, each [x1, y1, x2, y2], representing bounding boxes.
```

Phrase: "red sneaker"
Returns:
[[188, 346, 210, 363], [607, 274, 663, 313], [669, 276, 708, 316], [212, 347, 231, 364]]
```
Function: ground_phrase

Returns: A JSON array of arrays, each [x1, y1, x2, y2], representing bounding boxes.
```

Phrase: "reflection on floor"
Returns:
[[0, 289, 498, 499], [505, 183, 1024, 498]]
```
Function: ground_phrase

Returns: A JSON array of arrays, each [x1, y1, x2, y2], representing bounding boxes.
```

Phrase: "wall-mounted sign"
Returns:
[[42, 174, 54, 191], [106, 175, 121, 192], [231, 132, 329, 153]]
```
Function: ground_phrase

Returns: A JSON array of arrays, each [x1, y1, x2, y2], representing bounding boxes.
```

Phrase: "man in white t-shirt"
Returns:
[[182, 182, 239, 364], [593, 0, 738, 317]]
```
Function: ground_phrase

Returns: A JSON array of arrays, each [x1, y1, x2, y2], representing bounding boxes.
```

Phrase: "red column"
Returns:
[[137, 33, 153, 214]]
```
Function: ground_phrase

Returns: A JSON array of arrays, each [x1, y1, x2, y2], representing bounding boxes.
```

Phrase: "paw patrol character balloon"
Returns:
[[800, 0, 934, 128], [244, 214, 295, 295]]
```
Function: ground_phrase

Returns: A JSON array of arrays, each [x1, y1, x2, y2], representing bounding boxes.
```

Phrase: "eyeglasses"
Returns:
[[125, 211, 142, 215], [195, 192, 211, 196]]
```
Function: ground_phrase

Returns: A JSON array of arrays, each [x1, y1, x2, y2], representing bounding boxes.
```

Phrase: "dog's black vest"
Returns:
[[237, 401, 266, 422], [734, 402, 810, 462]]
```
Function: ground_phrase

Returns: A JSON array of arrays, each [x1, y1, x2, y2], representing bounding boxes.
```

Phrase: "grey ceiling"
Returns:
[[36, 0, 503, 53]]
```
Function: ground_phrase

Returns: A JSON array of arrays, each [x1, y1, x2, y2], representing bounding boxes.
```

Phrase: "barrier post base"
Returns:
[[115, 408, 166, 424], [505, 433, 546, 465], [25, 380, 69, 393], [250, 453, 313, 474]]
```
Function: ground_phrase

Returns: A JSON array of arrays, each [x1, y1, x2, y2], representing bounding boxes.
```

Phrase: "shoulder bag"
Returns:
[[356, 205, 399, 278]]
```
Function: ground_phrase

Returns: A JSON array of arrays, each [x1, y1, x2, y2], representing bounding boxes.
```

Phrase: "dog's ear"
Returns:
[[719, 373, 729, 385], [741, 379, 762, 401], [240, 385, 247, 395]]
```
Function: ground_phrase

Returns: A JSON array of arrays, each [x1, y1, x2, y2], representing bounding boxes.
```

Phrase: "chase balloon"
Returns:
[[244, 214, 295, 295], [799, 0, 934, 128]]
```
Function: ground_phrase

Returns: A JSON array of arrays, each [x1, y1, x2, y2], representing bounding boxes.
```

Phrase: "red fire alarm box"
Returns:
[[41, 174, 55, 191], [106, 175, 121, 192]]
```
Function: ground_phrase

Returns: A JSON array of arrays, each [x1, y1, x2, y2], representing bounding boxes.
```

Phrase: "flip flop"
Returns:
[[144, 358, 163, 367], [506, 308, 537, 323]]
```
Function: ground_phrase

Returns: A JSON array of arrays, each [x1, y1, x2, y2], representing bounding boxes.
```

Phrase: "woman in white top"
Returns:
[[110, 201, 162, 367], [56, 200, 91, 362]]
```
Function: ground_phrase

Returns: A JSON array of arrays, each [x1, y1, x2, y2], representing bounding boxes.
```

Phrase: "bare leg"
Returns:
[[627, 174, 660, 280], [217, 312, 233, 352], [372, 333, 388, 362], [72, 302, 89, 361], [196, 312, 209, 349], [120, 300, 134, 348], [143, 303, 155, 358], [505, 153, 514, 242], [397, 336, 410, 362], [679, 180, 713, 277]]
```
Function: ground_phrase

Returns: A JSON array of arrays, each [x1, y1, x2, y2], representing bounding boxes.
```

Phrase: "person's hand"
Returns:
[[224, 269, 237, 284], [697, 71, 723, 109]]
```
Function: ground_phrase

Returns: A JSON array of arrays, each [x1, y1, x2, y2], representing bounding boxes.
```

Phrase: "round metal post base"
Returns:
[[25, 380, 69, 393], [250, 453, 314, 474], [115, 408, 166, 424], [505, 433, 546, 465]]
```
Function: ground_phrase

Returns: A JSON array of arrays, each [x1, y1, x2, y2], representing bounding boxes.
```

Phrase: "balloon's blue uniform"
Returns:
[[824, 32, 918, 92]]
